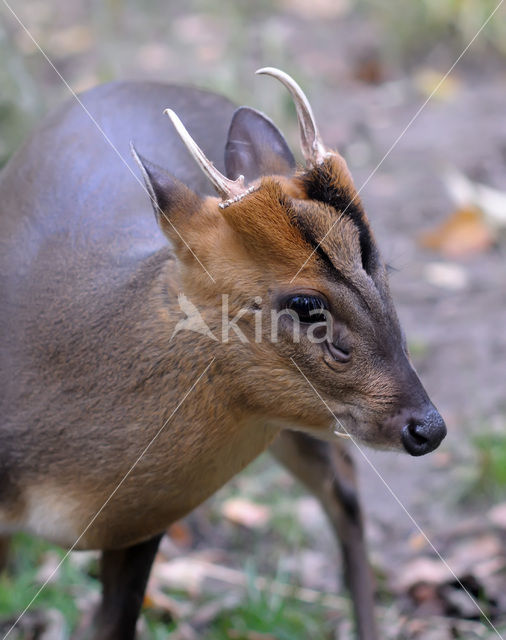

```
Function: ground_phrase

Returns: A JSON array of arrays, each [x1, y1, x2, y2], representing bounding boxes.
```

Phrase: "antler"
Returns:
[[255, 67, 330, 169], [164, 109, 255, 209]]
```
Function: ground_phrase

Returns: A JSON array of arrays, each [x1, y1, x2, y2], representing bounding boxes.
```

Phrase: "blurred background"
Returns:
[[1, 0, 506, 638]]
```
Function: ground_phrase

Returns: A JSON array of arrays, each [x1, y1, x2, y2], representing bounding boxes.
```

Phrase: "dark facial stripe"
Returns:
[[289, 209, 374, 313], [301, 162, 376, 274]]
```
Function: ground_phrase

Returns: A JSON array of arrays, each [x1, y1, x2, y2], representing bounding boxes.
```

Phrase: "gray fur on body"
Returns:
[[0, 82, 238, 549]]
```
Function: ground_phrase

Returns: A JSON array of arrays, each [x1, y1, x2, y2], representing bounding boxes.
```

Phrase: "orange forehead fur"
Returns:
[[219, 160, 366, 277], [220, 177, 308, 266], [165, 155, 369, 295]]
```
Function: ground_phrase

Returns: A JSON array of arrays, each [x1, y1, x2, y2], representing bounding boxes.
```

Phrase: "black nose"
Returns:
[[401, 409, 447, 456]]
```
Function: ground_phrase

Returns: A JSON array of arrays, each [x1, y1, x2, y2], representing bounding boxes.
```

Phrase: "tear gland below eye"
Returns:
[[325, 340, 351, 363]]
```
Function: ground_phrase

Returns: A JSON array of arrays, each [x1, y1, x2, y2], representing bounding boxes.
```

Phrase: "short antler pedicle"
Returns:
[[166, 68, 334, 206], [165, 109, 255, 209]]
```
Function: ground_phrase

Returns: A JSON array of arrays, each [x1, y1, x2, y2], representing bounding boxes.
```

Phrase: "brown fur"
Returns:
[[0, 79, 444, 639], [152, 159, 424, 455], [1, 150, 434, 548]]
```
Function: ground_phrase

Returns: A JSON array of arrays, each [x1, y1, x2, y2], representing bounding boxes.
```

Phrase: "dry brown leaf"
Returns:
[[394, 557, 450, 591], [414, 68, 461, 101], [143, 584, 190, 618], [221, 497, 271, 529], [448, 534, 503, 576], [167, 521, 193, 548], [432, 451, 452, 468], [419, 206, 493, 258], [48, 26, 93, 56], [353, 56, 385, 85], [444, 168, 506, 230], [153, 557, 207, 596], [408, 532, 428, 552]]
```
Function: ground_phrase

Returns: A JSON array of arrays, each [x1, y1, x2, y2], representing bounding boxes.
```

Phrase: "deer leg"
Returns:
[[89, 533, 164, 640], [269, 431, 377, 640]]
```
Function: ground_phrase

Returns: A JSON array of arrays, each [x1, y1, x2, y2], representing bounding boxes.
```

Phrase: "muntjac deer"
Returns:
[[0, 68, 446, 640]]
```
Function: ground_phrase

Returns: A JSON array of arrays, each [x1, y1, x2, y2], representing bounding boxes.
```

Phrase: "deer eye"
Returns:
[[284, 295, 328, 323]]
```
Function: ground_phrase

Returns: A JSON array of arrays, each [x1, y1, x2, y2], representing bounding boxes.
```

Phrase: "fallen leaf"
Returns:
[[488, 502, 506, 529], [414, 68, 461, 101], [48, 25, 93, 56], [419, 206, 493, 258], [137, 43, 171, 72], [153, 557, 208, 596], [353, 55, 385, 85], [143, 582, 190, 618], [394, 557, 451, 591], [408, 532, 428, 552], [444, 168, 506, 231], [409, 581, 439, 605], [167, 521, 193, 548], [152, 555, 347, 609], [423, 262, 468, 290], [432, 451, 452, 469], [281, 0, 351, 19], [221, 497, 271, 529], [448, 534, 503, 576]]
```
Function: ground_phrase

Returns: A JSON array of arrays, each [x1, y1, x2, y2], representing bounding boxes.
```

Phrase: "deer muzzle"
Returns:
[[400, 407, 447, 456]]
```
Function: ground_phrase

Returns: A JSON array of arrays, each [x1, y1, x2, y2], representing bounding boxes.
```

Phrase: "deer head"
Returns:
[[133, 68, 446, 456]]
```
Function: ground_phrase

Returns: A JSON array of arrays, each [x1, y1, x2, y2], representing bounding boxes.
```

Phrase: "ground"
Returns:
[[1, 1, 506, 638]]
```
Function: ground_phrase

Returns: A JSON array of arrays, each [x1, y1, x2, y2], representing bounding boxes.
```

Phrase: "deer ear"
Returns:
[[131, 144, 202, 240], [225, 107, 296, 183]]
